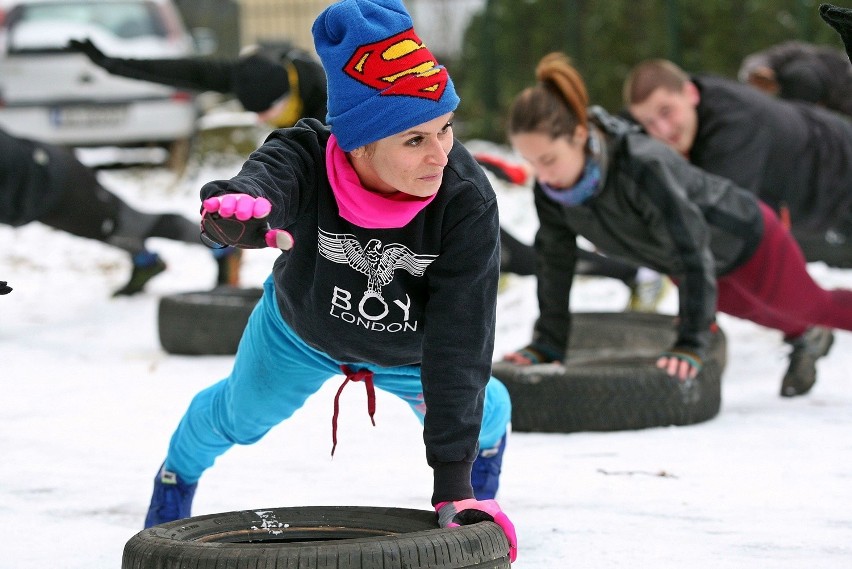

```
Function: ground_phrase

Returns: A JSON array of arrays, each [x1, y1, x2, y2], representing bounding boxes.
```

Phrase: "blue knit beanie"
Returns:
[[312, 0, 460, 151]]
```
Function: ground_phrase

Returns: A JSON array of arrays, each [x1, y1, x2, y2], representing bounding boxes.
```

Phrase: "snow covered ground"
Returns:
[[2, 147, 851, 568]]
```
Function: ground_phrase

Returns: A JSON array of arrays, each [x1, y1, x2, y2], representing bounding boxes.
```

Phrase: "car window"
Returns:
[[11, 2, 166, 39]]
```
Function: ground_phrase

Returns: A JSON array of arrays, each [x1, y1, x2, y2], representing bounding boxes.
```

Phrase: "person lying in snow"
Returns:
[[0, 126, 239, 295]]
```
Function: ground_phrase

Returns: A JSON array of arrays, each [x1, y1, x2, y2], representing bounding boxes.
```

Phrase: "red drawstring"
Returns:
[[331, 365, 376, 456]]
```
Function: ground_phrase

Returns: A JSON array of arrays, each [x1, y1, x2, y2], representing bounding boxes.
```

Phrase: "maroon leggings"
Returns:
[[716, 202, 852, 339]]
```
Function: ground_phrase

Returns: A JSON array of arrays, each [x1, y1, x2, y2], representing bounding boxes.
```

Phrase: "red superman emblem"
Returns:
[[344, 28, 448, 100]]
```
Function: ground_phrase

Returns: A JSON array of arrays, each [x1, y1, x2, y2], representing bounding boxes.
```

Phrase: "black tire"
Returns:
[[492, 311, 726, 433], [122, 506, 511, 569], [157, 287, 263, 355]]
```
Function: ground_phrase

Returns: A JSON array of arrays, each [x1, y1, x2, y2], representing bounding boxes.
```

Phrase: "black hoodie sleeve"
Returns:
[[69, 38, 235, 92]]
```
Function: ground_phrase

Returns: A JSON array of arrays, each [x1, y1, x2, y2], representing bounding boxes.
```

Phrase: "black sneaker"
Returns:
[[113, 253, 167, 296], [780, 327, 835, 397]]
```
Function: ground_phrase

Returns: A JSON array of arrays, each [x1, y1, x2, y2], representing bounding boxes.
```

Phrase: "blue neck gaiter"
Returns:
[[540, 158, 602, 206]]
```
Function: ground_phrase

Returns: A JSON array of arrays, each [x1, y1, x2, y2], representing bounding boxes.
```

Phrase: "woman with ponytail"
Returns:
[[503, 52, 852, 398]]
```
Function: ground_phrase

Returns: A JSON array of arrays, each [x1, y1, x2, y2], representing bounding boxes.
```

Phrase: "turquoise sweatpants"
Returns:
[[164, 276, 512, 483]]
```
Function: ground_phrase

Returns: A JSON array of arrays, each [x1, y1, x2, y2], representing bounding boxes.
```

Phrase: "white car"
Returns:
[[0, 0, 200, 161]]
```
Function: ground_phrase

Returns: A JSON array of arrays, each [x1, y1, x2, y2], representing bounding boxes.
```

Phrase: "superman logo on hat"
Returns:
[[343, 28, 448, 101]]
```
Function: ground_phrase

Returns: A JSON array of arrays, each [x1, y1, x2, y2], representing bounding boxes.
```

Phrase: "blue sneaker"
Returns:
[[143, 465, 197, 528], [471, 435, 506, 500]]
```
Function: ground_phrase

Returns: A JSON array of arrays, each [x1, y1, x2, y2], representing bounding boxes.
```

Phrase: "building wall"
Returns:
[[237, 0, 484, 57], [176, 0, 242, 57], [239, 0, 334, 54]]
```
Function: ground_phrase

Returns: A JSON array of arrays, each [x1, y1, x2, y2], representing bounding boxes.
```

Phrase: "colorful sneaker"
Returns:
[[113, 251, 166, 296], [213, 247, 242, 287], [471, 435, 506, 500], [143, 465, 198, 528], [780, 327, 835, 397]]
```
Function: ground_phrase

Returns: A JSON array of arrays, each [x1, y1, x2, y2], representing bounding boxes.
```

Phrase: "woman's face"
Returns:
[[350, 112, 455, 197], [510, 127, 588, 190]]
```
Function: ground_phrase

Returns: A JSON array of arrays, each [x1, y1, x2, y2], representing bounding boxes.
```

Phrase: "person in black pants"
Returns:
[[0, 127, 238, 295]]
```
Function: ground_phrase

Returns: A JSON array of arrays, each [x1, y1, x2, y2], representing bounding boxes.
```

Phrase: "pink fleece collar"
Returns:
[[325, 135, 436, 229]]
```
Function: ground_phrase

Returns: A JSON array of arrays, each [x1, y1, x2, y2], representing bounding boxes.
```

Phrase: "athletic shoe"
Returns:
[[113, 252, 166, 296], [780, 327, 835, 397], [143, 465, 198, 528], [471, 435, 506, 500], [626, 272, 670, 312]]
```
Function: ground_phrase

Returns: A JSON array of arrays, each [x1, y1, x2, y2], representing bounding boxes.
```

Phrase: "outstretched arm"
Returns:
[[68, 38, 235, 93]]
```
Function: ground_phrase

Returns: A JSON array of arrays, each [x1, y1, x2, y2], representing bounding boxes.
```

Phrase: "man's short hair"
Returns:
[[623, 59, 690, 106]]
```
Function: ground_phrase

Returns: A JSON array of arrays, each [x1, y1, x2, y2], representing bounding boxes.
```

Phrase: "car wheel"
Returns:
[[122, 506, 511, 569], [492, 311, 726, 433], [157, 287, 263, 355]]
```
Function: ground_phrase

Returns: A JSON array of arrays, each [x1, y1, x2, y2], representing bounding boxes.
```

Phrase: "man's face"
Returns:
[[628, 83, 700, 157]]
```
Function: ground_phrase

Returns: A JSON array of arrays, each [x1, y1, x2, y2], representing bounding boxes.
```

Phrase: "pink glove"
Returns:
[[436, 499, 518, 563], [201, 194, 293, 250]]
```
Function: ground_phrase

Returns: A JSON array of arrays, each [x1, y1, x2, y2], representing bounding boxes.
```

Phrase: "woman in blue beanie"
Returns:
[[142, 0, 517, 561]]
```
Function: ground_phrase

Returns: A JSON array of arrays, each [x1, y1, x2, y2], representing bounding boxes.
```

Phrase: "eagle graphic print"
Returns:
[[318, 227, 437, 329]]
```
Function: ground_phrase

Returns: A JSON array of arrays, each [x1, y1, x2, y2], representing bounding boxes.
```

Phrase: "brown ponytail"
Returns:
[[508, 52, 588, 140]]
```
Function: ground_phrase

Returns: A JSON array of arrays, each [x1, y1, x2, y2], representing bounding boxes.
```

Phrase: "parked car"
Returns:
[[0, 0, 204, 167]]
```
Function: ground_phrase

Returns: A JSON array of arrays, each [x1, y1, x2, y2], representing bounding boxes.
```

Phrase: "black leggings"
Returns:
[[38, 155, 200, 255]]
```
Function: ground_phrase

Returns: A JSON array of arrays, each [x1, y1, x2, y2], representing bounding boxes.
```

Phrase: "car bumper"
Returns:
[[0, 99, 198, 146]]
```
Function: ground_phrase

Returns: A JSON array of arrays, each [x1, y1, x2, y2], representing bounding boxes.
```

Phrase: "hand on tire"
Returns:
[[503, 343, 562, 366], [656, 347, 702, 381], [201, 194, 293, 250], [436, 499, 518, 563]]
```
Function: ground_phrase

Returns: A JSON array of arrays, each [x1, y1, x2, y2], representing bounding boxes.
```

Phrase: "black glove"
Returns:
[[200, 195, 293, 250], [67, 38, 108, 66], [0, 281, 12, 295]]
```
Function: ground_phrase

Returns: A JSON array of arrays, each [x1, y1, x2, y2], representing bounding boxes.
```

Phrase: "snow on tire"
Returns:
[[157, 286, 263, 355], [492, 311, 726, 433], [122, 506, 511, 569]]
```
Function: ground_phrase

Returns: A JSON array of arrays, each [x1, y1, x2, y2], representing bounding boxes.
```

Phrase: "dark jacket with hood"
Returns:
[[533, 107, 763, 360], [738, 40, 852, 116], [690, 75, 852, 235]]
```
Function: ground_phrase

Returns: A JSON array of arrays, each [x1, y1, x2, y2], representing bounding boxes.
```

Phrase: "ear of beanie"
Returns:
[[312, 0, 460, 151]]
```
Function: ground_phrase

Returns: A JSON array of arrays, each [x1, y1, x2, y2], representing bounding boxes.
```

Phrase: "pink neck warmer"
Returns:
[[325, 135, 437, 229]]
